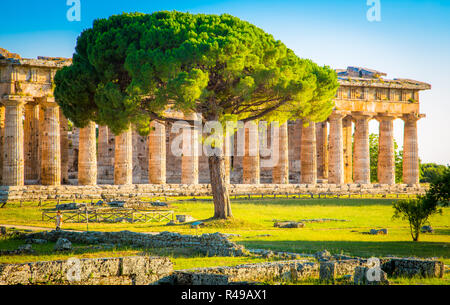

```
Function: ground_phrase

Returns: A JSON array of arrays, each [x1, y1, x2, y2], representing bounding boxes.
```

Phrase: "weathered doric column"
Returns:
[[69, 127, 79, 177], [288, 120, 302, 183], [24, 102, 40, 182], [353, 113, 371, 184], [114, 125, 133, 185], [316, 122, 328, 180], [273, 122, 289, 184], [342, 116, 353, 183], [181, 115, 199, 184], [377, 115, 396, 185], [132, 129, 149, 184], [243, 121, 260, 184], [98, 126, 114, 181], [0, 105, 5, 184], [59, 109, 69, 184], [328, 112, 345, 184], [2, 97, 27, 186], [301, 121, 317, 184], [78, 121, 97, 185], [403, 114, 423, 185], [40, 99, 61, 186], [148, 121, 166, 184]]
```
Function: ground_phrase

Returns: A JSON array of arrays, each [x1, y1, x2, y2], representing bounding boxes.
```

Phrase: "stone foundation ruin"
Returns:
[[0, 229, 445, 285]]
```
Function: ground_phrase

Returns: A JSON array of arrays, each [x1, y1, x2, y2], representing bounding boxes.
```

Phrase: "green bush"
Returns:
[[392, 197, 441, 242]]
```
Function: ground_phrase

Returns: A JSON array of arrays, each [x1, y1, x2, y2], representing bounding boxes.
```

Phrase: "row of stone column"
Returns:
[[88, 112, 420, 186], [0, 96, 68, 186], [240, 112, 420, 186], [326, 111, 421, 185], [0, 96, 421, 186]]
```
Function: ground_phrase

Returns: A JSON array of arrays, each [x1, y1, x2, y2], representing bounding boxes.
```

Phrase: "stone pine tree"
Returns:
[[54, 11, 339, 219]]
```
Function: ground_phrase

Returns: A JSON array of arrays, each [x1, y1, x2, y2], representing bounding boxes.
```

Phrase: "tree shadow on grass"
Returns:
[[240, 239, 450, 259], [430, 228, 450, 236], [232, 198, 399, 207]]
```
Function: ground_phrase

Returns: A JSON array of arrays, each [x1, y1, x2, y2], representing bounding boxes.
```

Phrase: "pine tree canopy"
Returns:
[[54, 11, 339, 135]]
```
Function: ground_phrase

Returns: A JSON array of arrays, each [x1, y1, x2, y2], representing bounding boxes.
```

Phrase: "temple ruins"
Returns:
[[0, 49, 431, 199]]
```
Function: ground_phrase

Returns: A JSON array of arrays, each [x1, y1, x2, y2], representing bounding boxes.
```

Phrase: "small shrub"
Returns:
[[392, 197, 441, 242]]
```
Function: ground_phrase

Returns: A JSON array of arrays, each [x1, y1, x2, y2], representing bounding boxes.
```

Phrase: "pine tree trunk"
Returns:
[[208, 154, 232, 219]]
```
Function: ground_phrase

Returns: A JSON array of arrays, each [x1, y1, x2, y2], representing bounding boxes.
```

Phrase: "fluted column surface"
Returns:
[[114, 126, 133, 185], [243, 121, 260, 184], [148, 121, 166, 184], [301, 121, 317, 184], [78, 121, 97, 185], [273, 122, 289, 184]]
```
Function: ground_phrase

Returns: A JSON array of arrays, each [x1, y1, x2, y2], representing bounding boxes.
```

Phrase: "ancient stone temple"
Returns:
[[0, 49, 72, 187], [0, 50, 431, 197]]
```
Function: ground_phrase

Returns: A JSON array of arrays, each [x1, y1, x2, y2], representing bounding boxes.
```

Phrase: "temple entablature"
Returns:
[[0, 48, 71, 99], [335, 66, 430, 116]]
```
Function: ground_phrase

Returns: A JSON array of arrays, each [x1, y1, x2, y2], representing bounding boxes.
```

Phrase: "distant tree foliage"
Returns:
[[54, 11, 339, 219], [420, 163, 448, 183]]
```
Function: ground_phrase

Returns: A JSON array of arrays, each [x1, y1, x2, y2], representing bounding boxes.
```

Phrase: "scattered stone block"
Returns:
[[176, 215, 195, 223], [421, 225, 434, 233], [0, 226, 6, 235], [152, 201, 168, 207], [54, 238, 72, 252], [274, 221, 305, 228], [223, 233, 241, 238], [17, 244, 33, 254], [253, 234, 271, 238], [314, 250, 331, 261], [29, 239, 48, 244], [369, 229, 388, 235]]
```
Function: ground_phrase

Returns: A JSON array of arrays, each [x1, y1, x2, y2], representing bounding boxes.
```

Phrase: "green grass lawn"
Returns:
[[1, 198, 449, 271]]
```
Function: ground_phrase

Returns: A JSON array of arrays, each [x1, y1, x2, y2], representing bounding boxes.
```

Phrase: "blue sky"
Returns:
[[1, 0, 449, 164]]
